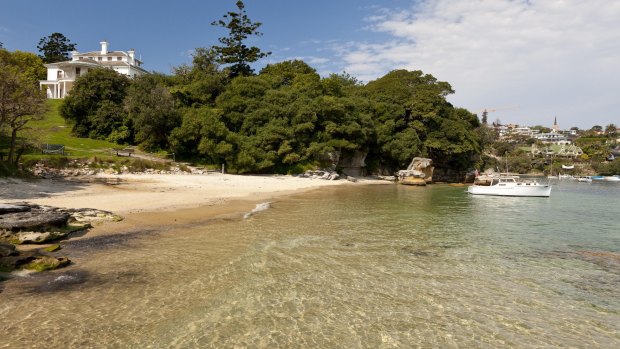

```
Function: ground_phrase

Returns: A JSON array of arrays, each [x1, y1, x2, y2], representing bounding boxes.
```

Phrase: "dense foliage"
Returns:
[[60, 68, 130, 140], [59, 59, 481, 175]]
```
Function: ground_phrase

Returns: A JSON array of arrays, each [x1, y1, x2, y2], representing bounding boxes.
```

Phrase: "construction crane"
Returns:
[[476, 106, 519, 124]]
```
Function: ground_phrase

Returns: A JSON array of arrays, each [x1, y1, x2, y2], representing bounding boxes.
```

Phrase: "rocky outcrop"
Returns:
[[0, 203, 121, 278], [338, 150, 367, 177], [301, 170, 340, 180], [0, 211, 71, 231], [24, 256, 71, 272], [398, 157, 434, 186], [0, 245, 70, 273], [0, 204, 31, 214], [0, 203, 119, 245], [431, 167, 468, 183]]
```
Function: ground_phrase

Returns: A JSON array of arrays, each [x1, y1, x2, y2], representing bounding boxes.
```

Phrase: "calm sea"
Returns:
[[1, 180, 619, 348]]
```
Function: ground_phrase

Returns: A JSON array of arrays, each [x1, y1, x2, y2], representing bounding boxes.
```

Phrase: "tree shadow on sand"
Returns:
[[0, 177, 116, 201]]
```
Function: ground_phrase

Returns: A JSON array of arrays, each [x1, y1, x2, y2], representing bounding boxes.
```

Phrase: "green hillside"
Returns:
[[27, 100, 119, 158]]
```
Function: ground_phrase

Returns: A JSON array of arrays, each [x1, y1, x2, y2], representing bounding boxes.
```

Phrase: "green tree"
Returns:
[[60, 68, 130, 138], [169, 47, 228, 107], [37, 32, 77, 63], [211, 0, 271, 78], [0, 50, 47, 164], [605, 123, 617, 138], [480, 110, 488, 124], [363, 69, 479, 172], [125, 74, 181, 150]]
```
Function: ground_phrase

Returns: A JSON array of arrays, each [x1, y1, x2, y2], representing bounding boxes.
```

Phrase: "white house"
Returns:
[[39, 41, 147, 99], [533, 131, 571, 145]]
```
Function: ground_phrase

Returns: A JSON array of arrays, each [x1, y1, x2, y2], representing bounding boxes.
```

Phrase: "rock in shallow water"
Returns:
[[0, 211, 70, 231], [24, 256, 71, 272]]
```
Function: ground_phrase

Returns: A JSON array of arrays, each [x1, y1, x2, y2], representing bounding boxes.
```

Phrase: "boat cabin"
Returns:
[[491, 178, 517, 186]]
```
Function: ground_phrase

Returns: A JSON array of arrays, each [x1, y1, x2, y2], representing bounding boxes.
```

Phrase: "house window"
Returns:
[[76, 67, 81, 77], [117, 57, 122, 61], [108, 57, 112, 61], [98, 57, 102, 61]]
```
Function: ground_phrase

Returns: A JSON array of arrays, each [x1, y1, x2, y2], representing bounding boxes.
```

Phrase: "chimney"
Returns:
[[71, 50, 79, 61], [100, 41, 108, 54], [128, 49, 135, 64]]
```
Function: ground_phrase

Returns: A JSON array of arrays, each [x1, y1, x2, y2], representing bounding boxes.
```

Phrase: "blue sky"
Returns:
[[2, 0, 619, 128]]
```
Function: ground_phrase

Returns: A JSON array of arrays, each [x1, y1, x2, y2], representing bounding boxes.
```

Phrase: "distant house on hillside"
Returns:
[[39, 41, 147, 99]]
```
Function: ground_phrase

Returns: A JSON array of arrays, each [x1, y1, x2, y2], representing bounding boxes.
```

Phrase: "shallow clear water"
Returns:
[[1, 181, 619, 348]]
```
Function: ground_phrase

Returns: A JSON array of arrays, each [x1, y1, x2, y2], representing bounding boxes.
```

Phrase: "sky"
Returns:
[[1, 0, 619, 129]]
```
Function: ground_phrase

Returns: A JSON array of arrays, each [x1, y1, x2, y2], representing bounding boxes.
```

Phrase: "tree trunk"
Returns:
[[7, 129, 17, 164], [14, 146, 26, 165]]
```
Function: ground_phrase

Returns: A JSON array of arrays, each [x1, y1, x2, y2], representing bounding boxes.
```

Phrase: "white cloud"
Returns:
[[334, 0, 620, 127]]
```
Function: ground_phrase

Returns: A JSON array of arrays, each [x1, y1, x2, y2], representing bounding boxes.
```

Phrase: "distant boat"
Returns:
[[592, 175, 620, 182], [468, 175, 551, 197], [577, 176, 592, 183], [561, 164, 574, 170]]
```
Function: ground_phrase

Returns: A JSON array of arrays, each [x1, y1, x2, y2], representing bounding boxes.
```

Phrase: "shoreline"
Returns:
[[1, 173, 390, 238]]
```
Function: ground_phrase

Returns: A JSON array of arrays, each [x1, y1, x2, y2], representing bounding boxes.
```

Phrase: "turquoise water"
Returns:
[[1, 181, 619, 348]]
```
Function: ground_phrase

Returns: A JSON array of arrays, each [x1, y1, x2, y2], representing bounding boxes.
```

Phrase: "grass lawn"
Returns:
[[25, 100, 120, 159]]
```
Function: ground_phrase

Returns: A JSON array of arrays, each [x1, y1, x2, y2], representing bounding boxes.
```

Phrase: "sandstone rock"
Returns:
[[43, 244, 62, 252], [9, 231, 70, 244], [398, 157, 434, 185], [0, 242, 16, 257], [24, 256, 70, 272], [400, 177, 427, 186], [0, 204, 31, 214], [0, 211, 70, 231], [303, 169, 340, 180], [0, 250, 38, 272]]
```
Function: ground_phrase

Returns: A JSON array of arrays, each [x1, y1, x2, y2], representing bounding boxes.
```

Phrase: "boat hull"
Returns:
[[467, 185, 551, 197], [592, 175, 620, 182]]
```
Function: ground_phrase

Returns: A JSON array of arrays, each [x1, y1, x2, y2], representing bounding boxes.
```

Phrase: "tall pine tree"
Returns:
[[37, 33, 77, 63], [211, 1, 270, 78]]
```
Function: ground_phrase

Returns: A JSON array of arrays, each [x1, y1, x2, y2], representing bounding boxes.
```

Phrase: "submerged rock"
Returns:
[[24, 256, 70, 272], [43, 244, 62, 252]]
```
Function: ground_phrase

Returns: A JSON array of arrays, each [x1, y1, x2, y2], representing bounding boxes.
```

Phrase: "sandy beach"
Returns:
[[1, 173, 388, 241], [0, 173, 385, 217]]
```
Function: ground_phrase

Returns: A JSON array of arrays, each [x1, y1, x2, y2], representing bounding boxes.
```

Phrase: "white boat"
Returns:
[[602, 175, 620, 182], [562, 164, 575, 170], [468, 176, 551, 197], [577, 176, 592, 182]]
